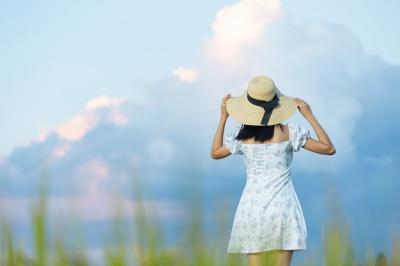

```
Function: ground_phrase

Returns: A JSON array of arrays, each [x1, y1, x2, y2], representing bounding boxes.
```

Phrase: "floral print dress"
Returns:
[[223, 122, 310, 253]]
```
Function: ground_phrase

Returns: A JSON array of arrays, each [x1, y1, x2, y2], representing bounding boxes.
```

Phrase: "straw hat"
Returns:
[[226, 75, 297, 126]]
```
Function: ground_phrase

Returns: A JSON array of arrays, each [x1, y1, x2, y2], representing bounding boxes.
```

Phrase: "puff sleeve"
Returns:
[[223, 126, 243, 155], [288, 122, 311, 152]]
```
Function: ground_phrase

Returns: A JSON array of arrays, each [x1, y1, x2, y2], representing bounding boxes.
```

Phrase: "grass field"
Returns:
[[1, 169, 399, 266]]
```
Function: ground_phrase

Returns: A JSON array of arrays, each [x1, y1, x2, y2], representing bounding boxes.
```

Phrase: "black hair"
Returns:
[[235, 123, 286, 142]]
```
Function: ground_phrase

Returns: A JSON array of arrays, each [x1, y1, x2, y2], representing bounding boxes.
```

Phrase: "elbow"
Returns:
[[210, 151, 219, 160], [326, 146, 336, 155]]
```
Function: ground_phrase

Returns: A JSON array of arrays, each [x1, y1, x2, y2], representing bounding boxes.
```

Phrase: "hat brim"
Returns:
[[226, 90, 298, 126]]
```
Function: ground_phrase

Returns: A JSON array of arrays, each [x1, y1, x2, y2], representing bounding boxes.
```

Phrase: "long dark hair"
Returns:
[[235, 123, 286, 142]]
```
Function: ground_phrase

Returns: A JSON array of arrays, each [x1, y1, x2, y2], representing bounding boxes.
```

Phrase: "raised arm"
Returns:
[[294, 98, 336, 155], [211, 94, 233, 159]]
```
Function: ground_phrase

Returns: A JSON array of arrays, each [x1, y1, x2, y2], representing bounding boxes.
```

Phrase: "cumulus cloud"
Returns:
[[54, 95, 128, 141], [195, 0, 392, 172], [203, 0, 283, 65], [55, 112, 98, 141]]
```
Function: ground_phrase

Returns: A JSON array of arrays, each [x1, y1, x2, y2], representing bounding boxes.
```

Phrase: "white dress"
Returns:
[[223, 122, 310, 253]]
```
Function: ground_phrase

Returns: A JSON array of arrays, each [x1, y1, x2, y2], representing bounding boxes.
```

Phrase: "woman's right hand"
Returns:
[[220, 94, 231, 119], [294, 98, 313, 118]]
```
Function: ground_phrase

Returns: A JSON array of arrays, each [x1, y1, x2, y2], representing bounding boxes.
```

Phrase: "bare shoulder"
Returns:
[[280, 123, 289, 132], [276, 123, 289, 140]]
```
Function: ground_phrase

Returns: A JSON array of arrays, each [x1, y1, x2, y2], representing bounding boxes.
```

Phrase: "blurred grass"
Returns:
[[0, 166, 399, 266]]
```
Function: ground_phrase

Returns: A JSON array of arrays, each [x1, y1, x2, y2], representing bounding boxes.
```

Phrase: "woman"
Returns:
[[210, 75, 336, 266]]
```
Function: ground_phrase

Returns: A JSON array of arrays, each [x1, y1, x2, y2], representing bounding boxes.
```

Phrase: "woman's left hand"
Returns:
[[221, 94, 231, 119]]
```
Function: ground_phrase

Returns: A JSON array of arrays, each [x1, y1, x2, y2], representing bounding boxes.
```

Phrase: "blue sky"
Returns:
[[1, 0, 399, 264], [1, 0, 399, 156]]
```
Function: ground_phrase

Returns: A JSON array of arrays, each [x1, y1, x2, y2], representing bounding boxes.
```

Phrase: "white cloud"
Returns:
[[55, 95, 128, 141], [85, 95, 128, 110], [203, 0, 283, 64], [55, 112, 98, 141], [195, 0, 378, 171], [172, 67, 199, 82]]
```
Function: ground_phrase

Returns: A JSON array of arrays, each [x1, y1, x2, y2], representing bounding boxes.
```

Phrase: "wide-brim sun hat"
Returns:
[[226, 75, 297, 126]]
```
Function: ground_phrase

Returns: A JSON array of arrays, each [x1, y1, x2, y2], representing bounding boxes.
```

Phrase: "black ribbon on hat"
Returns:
[[247, 93, 280, 125]]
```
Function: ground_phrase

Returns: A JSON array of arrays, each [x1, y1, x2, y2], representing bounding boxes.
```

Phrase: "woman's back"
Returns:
[[241, 123, 290, 145], [224, 121, 311, 253], [224, 122, 311, 177]]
